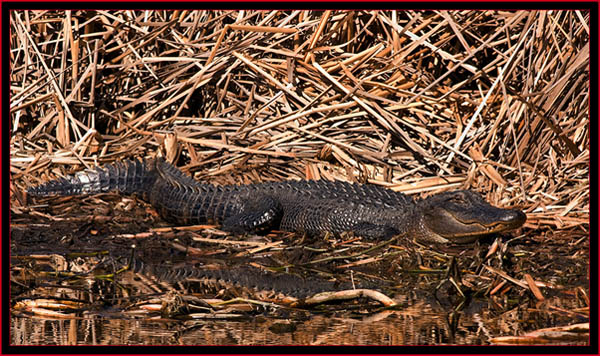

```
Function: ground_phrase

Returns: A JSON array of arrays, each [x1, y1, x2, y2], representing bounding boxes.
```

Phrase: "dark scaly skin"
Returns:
[[27, 158, 526, 244]]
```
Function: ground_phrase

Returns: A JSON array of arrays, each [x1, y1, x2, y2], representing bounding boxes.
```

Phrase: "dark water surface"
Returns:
[[11, 289, 588, 346]]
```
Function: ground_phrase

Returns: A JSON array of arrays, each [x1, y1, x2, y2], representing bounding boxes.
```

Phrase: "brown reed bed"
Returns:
[[10, 10, 589, 238]]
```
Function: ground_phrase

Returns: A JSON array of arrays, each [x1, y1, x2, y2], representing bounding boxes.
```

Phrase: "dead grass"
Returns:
[[9, 10, 589, 233]]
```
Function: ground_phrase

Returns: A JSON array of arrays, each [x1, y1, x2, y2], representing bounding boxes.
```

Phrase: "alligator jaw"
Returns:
[[439, 208, 527, 243]]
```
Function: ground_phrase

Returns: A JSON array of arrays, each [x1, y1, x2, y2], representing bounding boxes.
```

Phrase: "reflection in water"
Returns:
[[11, 294, 588, 345], [9, 312, 464, 345]]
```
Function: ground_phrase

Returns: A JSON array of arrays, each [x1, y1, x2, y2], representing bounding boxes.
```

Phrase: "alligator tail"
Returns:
[[27, 158, 157, 198]]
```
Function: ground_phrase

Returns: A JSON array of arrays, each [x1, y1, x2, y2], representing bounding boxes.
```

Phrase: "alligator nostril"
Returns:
[[501, 210, 527, 224]]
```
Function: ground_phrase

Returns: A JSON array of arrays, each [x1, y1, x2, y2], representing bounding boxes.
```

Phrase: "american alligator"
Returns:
[[27, 157, 526, 244]]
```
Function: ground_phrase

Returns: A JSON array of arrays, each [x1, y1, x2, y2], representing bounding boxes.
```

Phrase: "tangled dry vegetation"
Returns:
[[10, 10, 589, 235]]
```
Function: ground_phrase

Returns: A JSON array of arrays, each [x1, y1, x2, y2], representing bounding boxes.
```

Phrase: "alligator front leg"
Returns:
[[222, 195, 283, 234]]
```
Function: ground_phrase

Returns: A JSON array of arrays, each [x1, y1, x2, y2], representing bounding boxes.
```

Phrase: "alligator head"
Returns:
[[415, 190, 526, 244]]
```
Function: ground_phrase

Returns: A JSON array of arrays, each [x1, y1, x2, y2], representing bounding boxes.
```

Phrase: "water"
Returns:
[[10, 216, 589, 346], [10, 290, 588, 345]]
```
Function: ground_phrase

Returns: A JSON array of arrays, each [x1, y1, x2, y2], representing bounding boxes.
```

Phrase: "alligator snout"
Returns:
[[498, 209, 527, 228]]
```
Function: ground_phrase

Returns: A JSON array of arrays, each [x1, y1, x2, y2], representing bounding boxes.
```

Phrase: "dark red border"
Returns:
[[2, 2, 597, 355]]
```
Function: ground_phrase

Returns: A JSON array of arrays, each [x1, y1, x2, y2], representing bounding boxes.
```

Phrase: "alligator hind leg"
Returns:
[[222, 196, 283, 234]]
